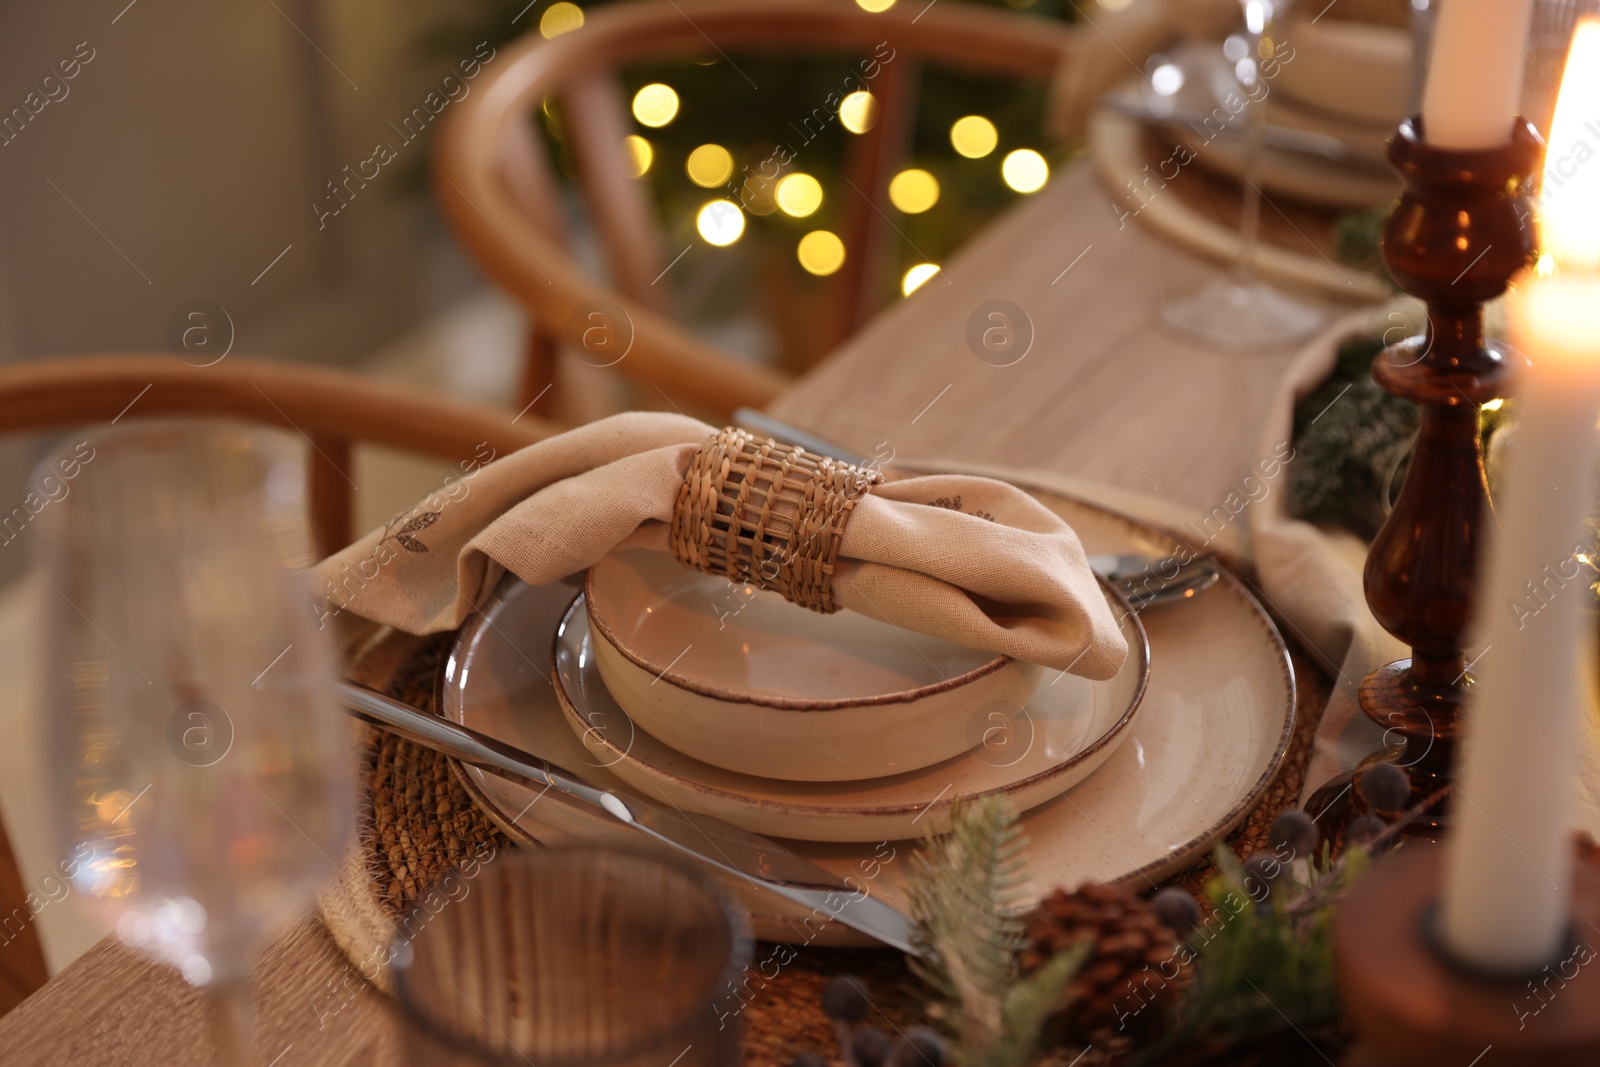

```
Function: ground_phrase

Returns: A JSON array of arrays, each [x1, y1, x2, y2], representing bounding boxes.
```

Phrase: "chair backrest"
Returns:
[[434, 0, 1074, 419], [0, 355, 558, 558]]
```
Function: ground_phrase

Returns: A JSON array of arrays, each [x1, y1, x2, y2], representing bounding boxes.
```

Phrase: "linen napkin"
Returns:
[[312, 412, 1129, 678]]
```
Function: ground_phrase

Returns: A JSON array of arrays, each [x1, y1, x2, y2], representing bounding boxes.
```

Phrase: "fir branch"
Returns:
[[906, 797, 1083, 1067], [986, 941, 1092, 1067]]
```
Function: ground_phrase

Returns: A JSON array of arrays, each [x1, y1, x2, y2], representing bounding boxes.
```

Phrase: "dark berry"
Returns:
[[852, 1026, 894, 1067], [1242, 851, 1285, 899], [1150, 887, 1200, 939], [787, 1055, 826, 1067], [1358, 762, 1411, 815], [821, 974, 871, 1023], [893, 1027, 950, 1067], [1269, 809, 1318, 861], [1347, 814, 1389, 850]]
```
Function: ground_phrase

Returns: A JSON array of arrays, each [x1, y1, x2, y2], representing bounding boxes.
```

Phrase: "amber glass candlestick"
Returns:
[[1306, 117, 1544, 836]]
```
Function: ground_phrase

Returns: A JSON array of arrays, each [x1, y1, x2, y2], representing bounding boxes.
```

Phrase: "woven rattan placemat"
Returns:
[[317, 622, 1329, 1065]]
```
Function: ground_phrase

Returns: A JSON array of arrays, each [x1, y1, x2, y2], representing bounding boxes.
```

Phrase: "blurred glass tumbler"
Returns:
[[391, 847, 753, 1067]]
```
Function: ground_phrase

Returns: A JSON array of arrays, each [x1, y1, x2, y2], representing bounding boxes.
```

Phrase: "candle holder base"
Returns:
[[1336, 845, 1600, 1067], [1306, 117, 1543, 844], [1306, 659, 1464, 840]]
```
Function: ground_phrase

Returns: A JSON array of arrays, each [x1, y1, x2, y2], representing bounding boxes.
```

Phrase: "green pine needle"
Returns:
[[906, 797, 1084, 1067]]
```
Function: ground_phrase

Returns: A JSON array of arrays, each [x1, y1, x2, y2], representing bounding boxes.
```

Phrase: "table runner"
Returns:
[[760, 161, 1600, 829]]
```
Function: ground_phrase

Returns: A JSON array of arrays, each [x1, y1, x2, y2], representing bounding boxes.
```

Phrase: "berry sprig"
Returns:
[[786, 975, 951, 1067]]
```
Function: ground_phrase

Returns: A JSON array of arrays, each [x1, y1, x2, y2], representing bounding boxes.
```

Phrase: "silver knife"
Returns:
[[338, 680, 919, 956]]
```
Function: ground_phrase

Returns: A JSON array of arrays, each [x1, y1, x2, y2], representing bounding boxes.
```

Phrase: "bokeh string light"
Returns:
[[1001, 148, 1049, 193], [611, 33, 1058, 287], [697, 200, 746, 246], [624, 135, 653, 178], [797, 231, 846, 275], [631, 83, 679, 128], [950, 115, 998, 158], [539, 2, 584, 38], [741, 176, 778, 216], [686, 144, 734, 188], [902, 263, 941, 295], [839, 91, 878, 134], [775, 173, 824, 217], [889, 168, 940, 213]]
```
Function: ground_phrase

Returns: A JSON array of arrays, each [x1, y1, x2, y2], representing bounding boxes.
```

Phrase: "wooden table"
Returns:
[[0, 163, 1351, 1064]]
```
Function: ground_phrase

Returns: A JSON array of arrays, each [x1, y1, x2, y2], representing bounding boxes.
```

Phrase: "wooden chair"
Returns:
[[0, 355, 559, 559], [0, 354, 558, 1013], [434, 0, 1076, 421]]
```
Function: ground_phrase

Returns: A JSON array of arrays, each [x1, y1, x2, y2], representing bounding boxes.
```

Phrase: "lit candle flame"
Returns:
[[1541, 18, 1600, 271]]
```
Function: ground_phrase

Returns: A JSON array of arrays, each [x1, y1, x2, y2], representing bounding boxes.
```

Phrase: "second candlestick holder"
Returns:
[[1307, 117, 1545, 836]]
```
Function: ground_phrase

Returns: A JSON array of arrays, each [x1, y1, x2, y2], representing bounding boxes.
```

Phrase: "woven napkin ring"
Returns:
[[670, 427, 884, 613]]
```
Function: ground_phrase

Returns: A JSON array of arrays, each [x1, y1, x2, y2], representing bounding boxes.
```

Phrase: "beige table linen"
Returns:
[[840, 313, 1600, 829], [766, 163, 1599, 826], [311, 412, 1128, 677]]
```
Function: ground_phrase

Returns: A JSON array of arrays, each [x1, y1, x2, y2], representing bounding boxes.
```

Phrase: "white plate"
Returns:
[[551, 589, 1149, 842], [438, 487, 1295, 945]]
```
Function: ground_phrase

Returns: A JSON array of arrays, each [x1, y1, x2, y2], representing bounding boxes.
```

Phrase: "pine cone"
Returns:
[[1018, 884, 1187, 1044]]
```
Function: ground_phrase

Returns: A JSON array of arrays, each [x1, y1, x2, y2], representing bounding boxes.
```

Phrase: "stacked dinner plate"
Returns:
[[439, 483, 1296, 945]]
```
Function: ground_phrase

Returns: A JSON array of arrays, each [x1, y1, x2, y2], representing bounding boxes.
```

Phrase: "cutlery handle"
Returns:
[[337, 681, 614, 811], [337, 680, 921, 954], [731, 407, 869, 465]]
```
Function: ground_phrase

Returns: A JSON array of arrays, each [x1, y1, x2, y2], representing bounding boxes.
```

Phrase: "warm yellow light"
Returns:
[[889, 169, 939, 213], [839, 91, 878, 134], [624, 136, 652, 178], [1482, 397, 1505, 411], [856, 0, 896, 10], [539, 2, 585, 37], [741, 176, 778, 216], [1540, 18, 1600, 270], [902, 262, 940, 295], [1002, 148, 1050, 193], [797, 231, 846, 275], [686, 144, 733, 188], [697, 200, 745, 246], [632, 83, 679, 128], [950, 115, 998, 158], [776, 173, 824, 217], [95, 789, 136, 825]]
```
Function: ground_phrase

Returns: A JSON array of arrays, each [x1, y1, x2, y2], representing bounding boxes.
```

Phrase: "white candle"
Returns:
[[1439, 19, 1600, 974], [1419, 0, 1536, 148]]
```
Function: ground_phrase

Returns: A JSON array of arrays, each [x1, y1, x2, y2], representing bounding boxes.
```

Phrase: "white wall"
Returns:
[[0, 0, 485, 365]]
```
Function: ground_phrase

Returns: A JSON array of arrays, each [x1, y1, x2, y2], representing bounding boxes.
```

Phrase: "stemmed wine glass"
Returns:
[[1158, 0, 1327, 351], [38, 422, 353, 1063]]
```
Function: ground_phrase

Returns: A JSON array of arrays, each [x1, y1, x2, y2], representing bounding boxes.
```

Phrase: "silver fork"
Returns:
[[731, 409, 1219, 610]]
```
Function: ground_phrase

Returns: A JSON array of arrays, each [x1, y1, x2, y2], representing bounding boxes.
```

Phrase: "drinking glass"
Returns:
[[1158, 0, 1327, 351], [38, 421, 353, 1062], [391, 847, 752, 1067]]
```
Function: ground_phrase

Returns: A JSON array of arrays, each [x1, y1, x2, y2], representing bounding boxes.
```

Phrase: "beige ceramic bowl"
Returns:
[[555, 591, 1149, 841], [583, 550, 1043, 782]]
